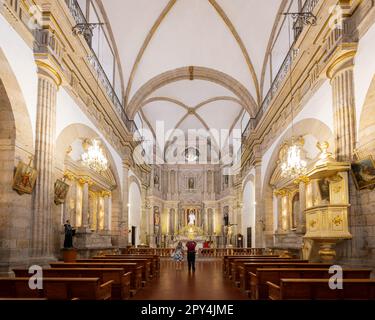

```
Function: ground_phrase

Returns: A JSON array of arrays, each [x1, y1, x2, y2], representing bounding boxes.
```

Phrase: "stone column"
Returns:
[[140, 184, 148, 244], [103, 191, 111, 231], [79, 177, 90, 230], [328, 53, 357, 161], [254, 157, 265, 248], [119, 162, 130, 247], [275, 194, 283, 233], [31, 62, 60, 259], [297, 181, 307, 234]]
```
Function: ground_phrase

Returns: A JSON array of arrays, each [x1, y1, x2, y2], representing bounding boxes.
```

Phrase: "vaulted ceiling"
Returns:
[[100, 0, 287, 142]]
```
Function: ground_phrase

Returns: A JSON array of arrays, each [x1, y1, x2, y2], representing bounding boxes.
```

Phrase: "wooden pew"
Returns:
[[94, 255, 159, 279], [13, 268, 131, 300], [267, 279, 375, 300], [78, 258, 151, 285], [232, 258, 306, 285], [101, 254, 160, 276], [250, 268, 372, 300], [223, 255, 278, 276], [50, 262, 142, 295], [240, 262, 332, 292], [0, 277, 113, 300]]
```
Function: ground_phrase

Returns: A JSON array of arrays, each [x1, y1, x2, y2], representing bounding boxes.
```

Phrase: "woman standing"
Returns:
[[172, 241, 184, 270]]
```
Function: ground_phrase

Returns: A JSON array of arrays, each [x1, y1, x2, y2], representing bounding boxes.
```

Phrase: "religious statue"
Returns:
[[188, 177, 195, 190], [63, 220, 75, 248], [154, 173, 159, 187], [223, 206, 229, 226], [188, 210, 196, 225]]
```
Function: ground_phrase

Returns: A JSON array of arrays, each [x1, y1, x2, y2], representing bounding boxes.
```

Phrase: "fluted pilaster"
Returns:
[[119, 163, 130, 247], [31, 67, 59, 258], [329, 54, 357, 161]]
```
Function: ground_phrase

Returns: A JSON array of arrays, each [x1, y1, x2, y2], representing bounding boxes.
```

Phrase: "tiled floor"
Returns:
[[132, 258, 248, 300]]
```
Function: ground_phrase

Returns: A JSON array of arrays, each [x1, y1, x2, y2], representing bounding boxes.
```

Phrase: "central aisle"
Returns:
[[132, 258, 248, 300]]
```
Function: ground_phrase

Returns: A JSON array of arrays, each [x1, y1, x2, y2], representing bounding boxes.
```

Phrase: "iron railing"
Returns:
[[65, 0, 138, 135], [242, 0, 320, 140]]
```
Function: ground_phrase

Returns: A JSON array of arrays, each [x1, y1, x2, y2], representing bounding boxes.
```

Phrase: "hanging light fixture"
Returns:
[[280, 15, 307, 179], [81, 139, 108, 173]]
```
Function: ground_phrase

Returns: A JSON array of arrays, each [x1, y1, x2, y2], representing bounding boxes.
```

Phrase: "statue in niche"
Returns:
[[223, 206, 229, 226], [188, 177, 195, 190], [154, 173, 160, 190], [188, 209, 196, 225]]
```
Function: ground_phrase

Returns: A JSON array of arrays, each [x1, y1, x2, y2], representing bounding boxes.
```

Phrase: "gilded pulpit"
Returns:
[[303, 142, 352, 262]]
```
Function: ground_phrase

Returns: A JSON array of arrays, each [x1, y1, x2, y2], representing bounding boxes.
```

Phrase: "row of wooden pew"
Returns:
[[0, 254, 160, 300], [223, 255, 375, 300]]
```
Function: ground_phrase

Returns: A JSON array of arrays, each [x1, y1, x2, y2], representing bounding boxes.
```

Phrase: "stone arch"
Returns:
[[54, 123, 123, 249], [126, 66, 258, 119], [242, 173, 256, 248], [0, 49, 34, 274], [261, 118, 333, 246], [128, 178, 142, 246]]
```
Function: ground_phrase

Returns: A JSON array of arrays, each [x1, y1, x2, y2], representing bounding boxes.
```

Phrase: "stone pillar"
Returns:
[[103, 191, 111, 231], [297, 181, 307, 234], [140, 184, 148, 245], [79, 177, 90, 229], [275, 194, 283, 233], [328, 53, 357, 161], [31, 63, 60, 259], [254, 159, 265, 248], [96, 194, 101, 231], [120, 162, 130, 247]]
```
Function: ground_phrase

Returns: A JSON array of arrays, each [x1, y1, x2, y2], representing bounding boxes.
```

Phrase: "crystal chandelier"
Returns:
[[81, 139, 108, 173], [281, 139, 307, 178]]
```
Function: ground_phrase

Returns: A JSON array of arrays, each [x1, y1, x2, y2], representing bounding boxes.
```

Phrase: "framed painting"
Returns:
[[12, 161, 37, 195], [351, 156, 375, 190], [54, 179, 70, 205]]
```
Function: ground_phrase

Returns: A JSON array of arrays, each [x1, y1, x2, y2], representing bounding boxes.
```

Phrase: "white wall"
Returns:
[[0, 14, 38, 143], [354, 22, 375, 136], [128, 181, 142, 246], [56, 88, 123, 189], [261, 80, 334, 186]]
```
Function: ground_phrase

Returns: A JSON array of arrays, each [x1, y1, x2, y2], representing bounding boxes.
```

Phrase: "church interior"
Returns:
[[1, 0, 375, 301]]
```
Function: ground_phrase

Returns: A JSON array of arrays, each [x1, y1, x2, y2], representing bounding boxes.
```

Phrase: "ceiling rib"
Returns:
[[124, 0, 177, 106], [208, 0, 261, 105]]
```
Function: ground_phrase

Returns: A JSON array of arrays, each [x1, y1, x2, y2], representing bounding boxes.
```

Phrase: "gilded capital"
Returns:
[[35, 60, 62, 87], [326, 49, 357, 80]]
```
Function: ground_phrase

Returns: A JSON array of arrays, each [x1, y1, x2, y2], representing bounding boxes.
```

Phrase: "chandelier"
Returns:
[[81, 139, 108, 173], [281, 139, 307, 178]]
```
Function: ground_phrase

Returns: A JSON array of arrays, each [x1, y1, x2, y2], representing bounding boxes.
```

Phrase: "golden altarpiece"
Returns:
[[272, 140, 352, 262]]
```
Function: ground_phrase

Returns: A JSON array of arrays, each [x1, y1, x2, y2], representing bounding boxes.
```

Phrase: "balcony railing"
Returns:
[[242, 0, 320, 140], [65, 0, 138, 136]]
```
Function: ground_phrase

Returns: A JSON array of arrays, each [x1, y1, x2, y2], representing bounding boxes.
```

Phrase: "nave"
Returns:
[[131, 259, 248, 301]]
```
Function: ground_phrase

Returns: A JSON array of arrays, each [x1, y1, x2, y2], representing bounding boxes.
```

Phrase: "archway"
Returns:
[[0, 49, 34, 274], [242, 176, 256, 248], [128, 179, 142, 246], [261, 118, 334, 247], [54, 123, 123, 252], [126, 66, 258, 119]]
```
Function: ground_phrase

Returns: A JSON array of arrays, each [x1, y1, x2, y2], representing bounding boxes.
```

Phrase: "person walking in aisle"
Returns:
[[186, 239, 197, 272], [172, 241, 184, 270]]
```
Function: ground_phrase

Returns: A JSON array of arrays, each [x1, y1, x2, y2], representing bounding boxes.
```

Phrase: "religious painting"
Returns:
[[318, 178, 330, 203], [351, 156, 375, 190], [54, 179, 70, 205], [12, 160, 37, 195]]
